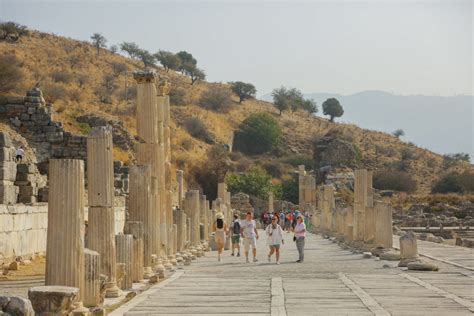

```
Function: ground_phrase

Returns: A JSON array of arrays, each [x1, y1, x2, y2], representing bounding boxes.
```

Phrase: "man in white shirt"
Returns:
[[240, 211, 259, 263], [15, 146, 25, 163]]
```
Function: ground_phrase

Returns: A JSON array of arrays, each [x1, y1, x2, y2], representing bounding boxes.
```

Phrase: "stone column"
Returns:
[[200, 195, 209, 240], [46, 159, 86, 302], [124, 221, 144, 282], [322, 185, 334, 233], [174, 208, 186, 252], [353, 169, 367, 241], [345, 206, 354, 242], [268, 192, 274, 213], [186, 217, 191, 247], [184, 190, 200, 246], [86, 126, 120, 298], [83, 249, 101, 308], [128, 165, 155, 278], [374, 201, 393, 248], [298, 165, 306, 208], [134, 70, 163, 258], [364, 170, 375, 244], [162, 95, 174, 255], [115, 234, 133, 290], [399, 231, 419, 267], [176, 170, 184, 209]]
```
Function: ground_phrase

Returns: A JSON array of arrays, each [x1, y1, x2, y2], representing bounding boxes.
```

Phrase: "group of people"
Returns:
[[261, 209, 311, 232], [212, 210, 306, 265]]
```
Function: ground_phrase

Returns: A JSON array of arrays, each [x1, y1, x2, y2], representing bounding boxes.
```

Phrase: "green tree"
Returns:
[[271, 86, 290, 115], [432, 171, 474, 193], [186, 65, 206, 85], [176, 51, 197, 73], [373, 170, 417, 193], [281, 175, 299, 204], [271, 86, 312, 115], [120, 42, 141, 59], [230, 81, 257, 103], [225, 166, 273, 199], [393, 129, 405, 138], [136, 49, 156, 68], [322, 98, 344, 122], [300, 99, 318, 115], [90, 33, 107, 55], [0, 22, 28, 41], [234, 112, 282, 155], [155, 50, 181, 72]]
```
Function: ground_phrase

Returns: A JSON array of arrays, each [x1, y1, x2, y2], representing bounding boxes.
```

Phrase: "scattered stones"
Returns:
[[362, 252, 372, 258], [407, 261, 439, 271], [0, 295, 34, 316], [380, 251, 401, 261]]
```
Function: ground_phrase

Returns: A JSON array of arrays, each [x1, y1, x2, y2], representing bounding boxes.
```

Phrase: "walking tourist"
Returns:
[[213, 212, 227, 262], [15, 145, 24, 163], [294, 215, 306, 263], [266, 215, 284, 264], [241, 211, 259, 263], [231, 213, 241, 257]]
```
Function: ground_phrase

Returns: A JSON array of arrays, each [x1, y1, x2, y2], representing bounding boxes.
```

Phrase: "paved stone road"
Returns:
[[115, 230, 474, 316]]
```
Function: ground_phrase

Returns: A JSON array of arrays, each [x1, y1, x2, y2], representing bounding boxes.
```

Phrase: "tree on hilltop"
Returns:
[[136, 49, 156, 68], [176, 51, 197, 74], [120, 42, 141, 59], [187, 66, 206, 85], [322, 98, 344, 122], [90, 33, 107, 55], [271, 86, 315, 115], [392, 129, 405, 138], [155, 50, 181, 72], [301, 98, 318, 115], [230, 81, 257, 103]]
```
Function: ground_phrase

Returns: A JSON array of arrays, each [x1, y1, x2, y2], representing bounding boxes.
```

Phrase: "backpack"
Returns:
[[233, 220, 241, 235], [216, 218, 224, 229]]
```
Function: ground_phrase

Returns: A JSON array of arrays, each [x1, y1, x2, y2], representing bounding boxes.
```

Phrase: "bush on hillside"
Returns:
[[169, 88, 186, 106], [51, 71, 73, 83], [183, 117, 214, 144], [282, 154, 313, 168], [0, 54, 24, 93], [43, 83, 69, 102], [373, 170, 417, 193], [322, 98, 344, 122], [0, 22, 28, 42], [233, 112, 282, 155], [229, 81, 257, 103], [432, 171, 474, 194], [262, 161, 286, 178], [198, 86, 233, 112], [225, 166, 273, 200]]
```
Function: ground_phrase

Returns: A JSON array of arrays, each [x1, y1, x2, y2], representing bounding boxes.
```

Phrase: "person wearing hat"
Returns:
[[213, 212, 228, 262]]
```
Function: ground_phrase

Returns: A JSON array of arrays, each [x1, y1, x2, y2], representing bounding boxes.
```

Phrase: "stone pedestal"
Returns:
[[115, 234, 133, 290], [124, 221, 144, 282], [83, 249, 101, 308], [46, 159, 85, 300], [86, 126, 120, 298], [374, 201, 393, 248], [29, 286, 78, 316], [398, 231, 419, 267]]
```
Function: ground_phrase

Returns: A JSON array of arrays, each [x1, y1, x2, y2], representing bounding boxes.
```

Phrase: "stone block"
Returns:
[[0, 104, 6, 113], [19, 113, 30, 121], [0, 133, 13, 147], [18, 195, 37, 204], [0, 185, 18, 204], [0, 295, 34, 316], [17, 163, 35, 174], [0, 162, 17, 181], [407, 260, 439, 271], [28, 286, 78, 315], [0, 148, 15, 162], [38, 187, 48, 202], [46, 132, 64, 143], [27, 107, 36, 114], [5, 104, 25, 116], [26, 88, 42, 97], [6, 96, 25, 104]]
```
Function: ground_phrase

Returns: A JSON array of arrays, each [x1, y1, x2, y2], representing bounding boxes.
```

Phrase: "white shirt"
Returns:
[[16, 148, 24, 156], [266, 224, 284, 245], [241, 219, 256, 238]]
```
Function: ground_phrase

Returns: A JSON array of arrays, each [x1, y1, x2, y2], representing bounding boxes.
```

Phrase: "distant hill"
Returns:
[[262, 91, 473, 160]]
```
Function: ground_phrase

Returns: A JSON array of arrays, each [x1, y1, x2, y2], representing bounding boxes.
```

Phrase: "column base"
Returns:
[[71, 302, 90, 316], [104, 283, 121, 298], [143, 266, 154, 279]]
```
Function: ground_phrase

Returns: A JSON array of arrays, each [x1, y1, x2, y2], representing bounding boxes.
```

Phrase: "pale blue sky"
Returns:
[[1, 0, 472, 97]]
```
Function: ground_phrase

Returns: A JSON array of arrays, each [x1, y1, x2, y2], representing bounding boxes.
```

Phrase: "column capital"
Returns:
[[133, 70, 156, 84]]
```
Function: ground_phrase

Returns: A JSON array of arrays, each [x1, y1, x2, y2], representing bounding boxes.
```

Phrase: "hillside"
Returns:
[[0, 29, 472, 195]]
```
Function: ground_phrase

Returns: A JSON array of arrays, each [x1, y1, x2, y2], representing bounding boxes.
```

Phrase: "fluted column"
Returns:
[[353, 169, 367, 241], [124, 221, 144, 282], [46, 159, 85, 301], [86, 126, 120, 298], [184, 190, 200, 246], [374, 201, 393, 248], [115, 234, 133, 290], [364, 170, 375, 244], [83, 248, 101, 308], [176, 170, 184, 209], [128, 165, 155, 276], [200, 195, 209, 241]]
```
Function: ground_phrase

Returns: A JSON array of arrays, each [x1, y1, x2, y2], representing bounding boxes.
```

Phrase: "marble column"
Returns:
[[268, 192, 274, 213], [83, 248, 101, 308], [46, 159, 86, 302], [176, 170, 184, 209], [298, 165, 306, 208], [353, 169, 367, 241], [184, 190, 200, 246], [124, 221, 144, 282], [364, 170, 375, 244], [115, 234, 133, 290], [374, 201, 393, 248], [86, 126, 120, 298], [200, 195, 209, 240]]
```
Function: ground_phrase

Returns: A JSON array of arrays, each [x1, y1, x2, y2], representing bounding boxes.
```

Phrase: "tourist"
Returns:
[[231, 213, 241, 257], [240, 211, 259, 263], [294, 215, 306, 263], [15, 145, 24, 163], [279, 211, 285, 227], [266, 215, 284, 264], [213, 212, 227, 262]]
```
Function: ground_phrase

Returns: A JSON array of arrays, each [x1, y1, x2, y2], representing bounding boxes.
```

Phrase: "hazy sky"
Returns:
[[1, 0, 472, 97]]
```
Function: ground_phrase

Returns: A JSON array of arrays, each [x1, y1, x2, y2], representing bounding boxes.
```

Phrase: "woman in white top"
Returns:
[[265, 215, 284, 264], [213, 212, 228, 262]]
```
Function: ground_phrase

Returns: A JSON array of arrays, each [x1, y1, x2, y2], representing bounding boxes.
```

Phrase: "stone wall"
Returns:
[[0, 200, 126, 262]]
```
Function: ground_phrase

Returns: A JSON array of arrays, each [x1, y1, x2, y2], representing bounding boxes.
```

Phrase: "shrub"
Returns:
[[262, 161, 285, 178], [233, 112, 282, 155], [44, 83, 69, 102], [432, 171, 474, 194], [51, 71, 73, 83], [282, 154, 313, 168], [280, 175, 299, 204], [0, 54, 24, 93], [0, 22, 28, 41], [373, 170, 417, 193], [181, 138, 193, 151], [169, 88, 186, 106], [110, 61, 128, 76], [225, 166, 273, 199], [183, 117, 214, 144], [198, 86, 233, 112]]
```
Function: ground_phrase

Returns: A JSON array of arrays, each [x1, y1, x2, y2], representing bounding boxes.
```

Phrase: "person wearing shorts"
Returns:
[[266, 215, 284, 264], [240, 212, 259, 263], [231, 213, 241, 257], [213, 212, 228, 262]]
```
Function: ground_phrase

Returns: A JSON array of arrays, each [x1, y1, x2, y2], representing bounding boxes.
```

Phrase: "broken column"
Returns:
[[83, 249, 101, 308], [353, 169, 367, 242], [184, 190, 200, 246], [115, 234, 133, 290], [176, 170, 184, 209], [374, 201, 393, 249], [162, 93, 174, 255], [29, 286, 78, 315], [174, 208, 186, 252], [134, 70, 162, 259], [128, 165, 155, 278], [124, 221, 144, 282], [46, 159, 86, 304], [364, 170, 375, 244], [298, 165, 306, 208], [86, 126, 120, 298], [0, 132, 18, 204], [200, 195, 209, 241], [398, 231, 419, 267]]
